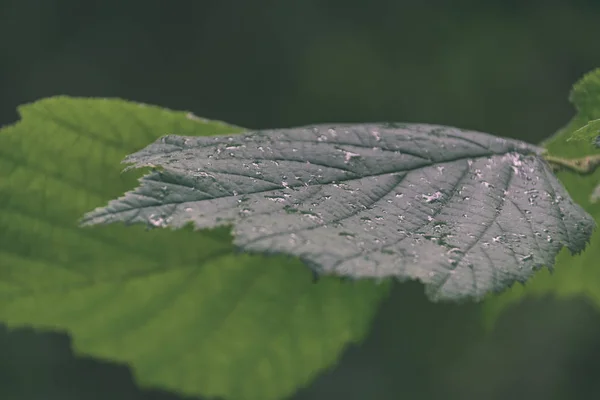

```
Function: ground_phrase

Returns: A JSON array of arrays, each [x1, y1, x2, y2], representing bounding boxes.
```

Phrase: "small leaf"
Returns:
[[566, 118, 600, 144], [570, 67, 600, 121], [483, 68, 600, 327], [82, 123, 595, 302], [0, 97, 390, 400]]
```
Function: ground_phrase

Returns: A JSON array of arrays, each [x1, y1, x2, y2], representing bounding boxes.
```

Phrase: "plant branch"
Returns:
[[543, 154, 600, 174]]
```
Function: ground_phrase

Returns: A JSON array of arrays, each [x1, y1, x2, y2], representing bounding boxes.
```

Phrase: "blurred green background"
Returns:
[[2, 0, 600, 399]]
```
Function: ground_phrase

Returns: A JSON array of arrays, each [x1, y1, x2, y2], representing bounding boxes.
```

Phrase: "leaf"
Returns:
[[82, 123, 595, 302], [0, 97, 390, 400], [570, 67, 600, 122], [566, 119, 600, 144], [482, 68, 600, 327]]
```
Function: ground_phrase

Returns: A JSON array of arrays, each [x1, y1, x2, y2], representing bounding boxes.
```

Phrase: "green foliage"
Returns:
[[565, 119, 600, 144], [569, 68, 600, 122], [483, 68, 600, 326], [2, 68, 600, 400], [82, 124, 593, 302], [0, 97, 390, 400]]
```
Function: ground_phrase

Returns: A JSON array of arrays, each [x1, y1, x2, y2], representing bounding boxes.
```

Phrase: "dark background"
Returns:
[[2, 0, 600, 399]]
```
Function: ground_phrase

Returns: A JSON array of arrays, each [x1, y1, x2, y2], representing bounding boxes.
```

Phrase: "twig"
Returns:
[[543, 154, 600, 174]]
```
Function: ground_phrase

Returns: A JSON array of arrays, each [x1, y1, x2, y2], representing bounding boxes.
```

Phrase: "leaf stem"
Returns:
[[543, 154, 600, 174]]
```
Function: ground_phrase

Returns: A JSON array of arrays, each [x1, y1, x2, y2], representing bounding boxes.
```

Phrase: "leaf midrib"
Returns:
[[84, 148, 521, 222]]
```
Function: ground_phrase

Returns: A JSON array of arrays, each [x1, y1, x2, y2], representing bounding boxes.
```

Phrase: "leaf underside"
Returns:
[[82, 123, 595, 302]]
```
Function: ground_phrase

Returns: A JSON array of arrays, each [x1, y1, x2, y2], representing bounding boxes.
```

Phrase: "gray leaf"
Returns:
[[81, 123, 595, 301]]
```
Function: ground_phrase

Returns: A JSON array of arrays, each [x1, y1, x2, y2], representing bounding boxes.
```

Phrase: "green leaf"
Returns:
[[569, 67, 600, 122], [82, 123, 594, 302], [482, 68, 600, 327], [566, 119, 600, 144], [0, 97, 390, 400]]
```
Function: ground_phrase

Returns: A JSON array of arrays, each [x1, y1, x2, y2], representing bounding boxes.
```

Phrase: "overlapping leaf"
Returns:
[[82, 123, 594, 302], [0, 97, 390, 400], [483, 68, 600, 326]]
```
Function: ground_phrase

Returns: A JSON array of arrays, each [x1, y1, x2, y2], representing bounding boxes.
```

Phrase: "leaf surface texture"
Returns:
[[84, 123, 594, 301]]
